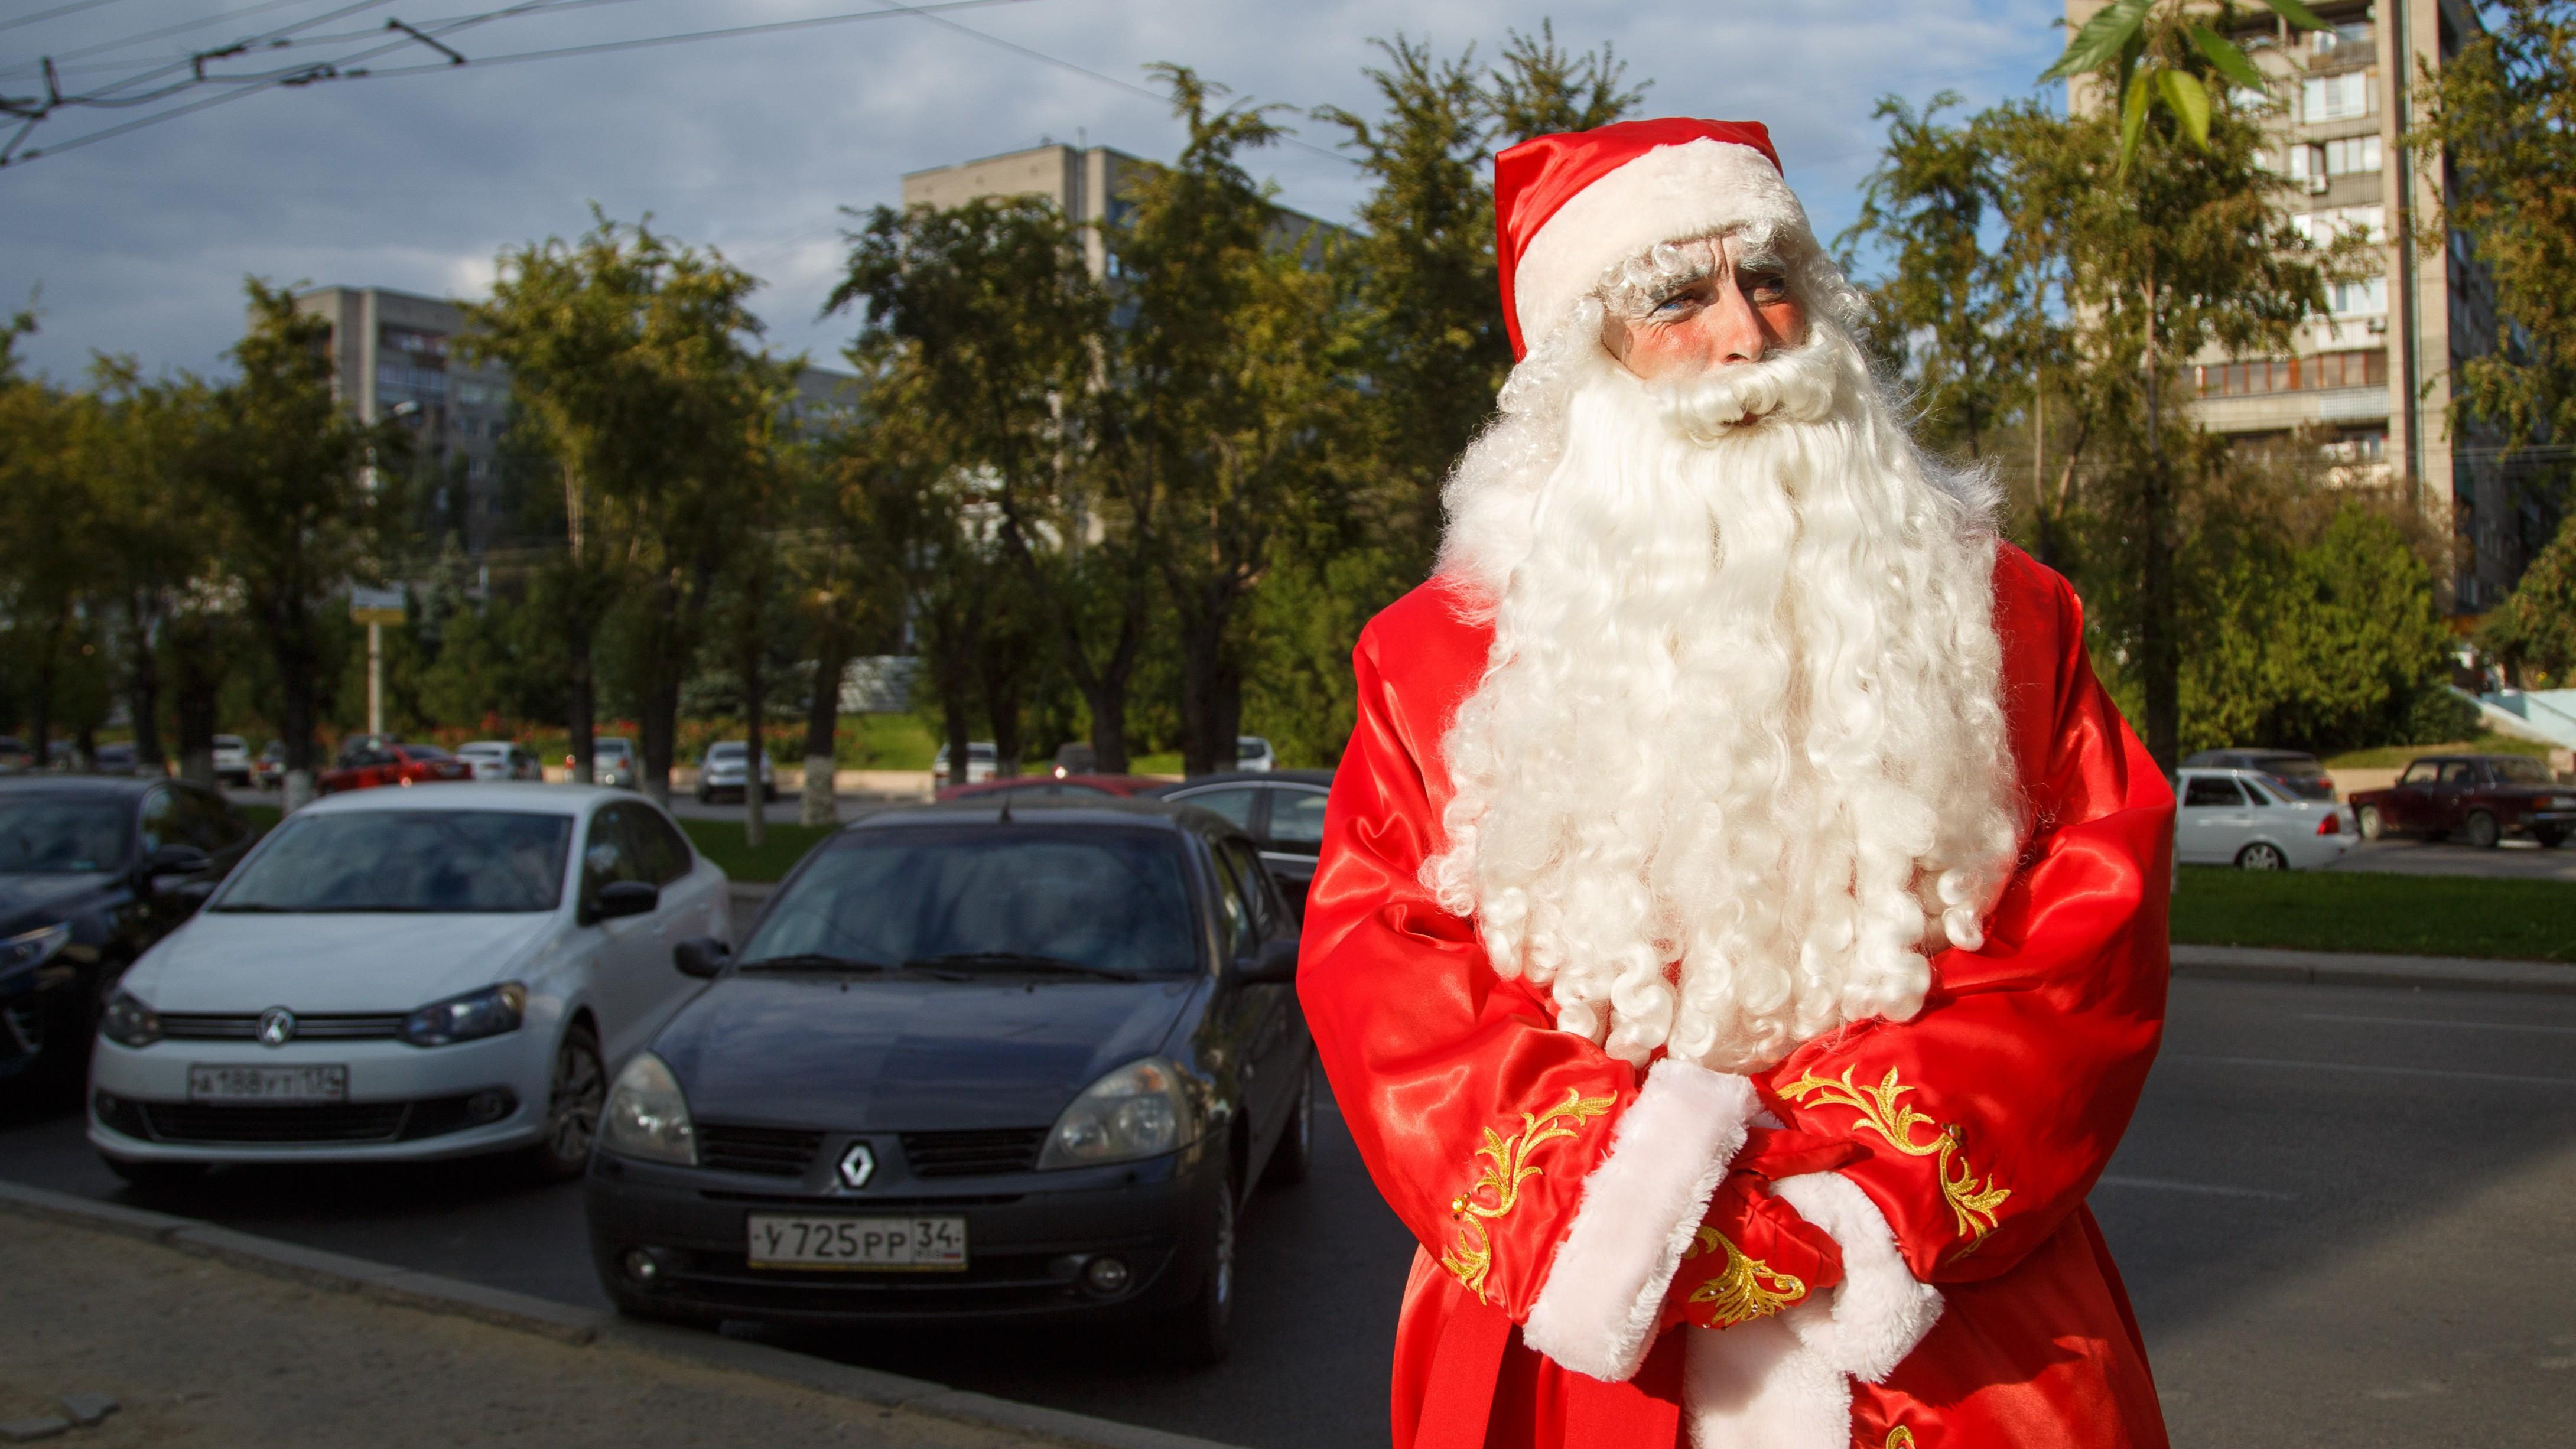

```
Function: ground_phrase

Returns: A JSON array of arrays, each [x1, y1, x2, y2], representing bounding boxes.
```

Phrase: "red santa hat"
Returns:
[[1495, 118, 1809, 359]]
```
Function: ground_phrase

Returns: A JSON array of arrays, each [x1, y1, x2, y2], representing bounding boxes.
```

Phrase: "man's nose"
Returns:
[[1699, 280, 1768, 366]]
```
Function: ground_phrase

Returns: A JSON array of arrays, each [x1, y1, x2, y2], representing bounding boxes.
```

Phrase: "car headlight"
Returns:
[[399, 982, 526, 1047], [100, 990, 161, 1048], [1038, 1056, 1201, 1170], [0, 923, 71, 984], [601, 1051, 695, 1165]]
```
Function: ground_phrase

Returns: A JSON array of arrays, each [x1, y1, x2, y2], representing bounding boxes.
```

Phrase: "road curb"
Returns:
[[2171, 943, 2576, 995], [0, 1178, 1247, 1449]]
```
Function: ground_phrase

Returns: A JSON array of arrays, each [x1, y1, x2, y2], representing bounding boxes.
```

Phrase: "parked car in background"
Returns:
[[935, 773, 1169, 805], [252, 741, 286, 790], [2173, 767, 2353, 870], [564, 738, 639, 789], [457, 741, 544, 782], [694, 743, 776, 805], [211, 736, 253, 788], [930, 741, 998, 787], [319, 741, 471, 796], [92, 743, 139, 777], [2346, 753, 2576, 848], [45, 741, 78, 772], [2178, 747, 2335, 802], [89, 784, 729, 1190], [583, 796, 1309, 1365], [0, 738, 32, 776], [1234, 737, 1276, 774], [1, 777, 252, 1092], [1150, 771, 1333, 914]]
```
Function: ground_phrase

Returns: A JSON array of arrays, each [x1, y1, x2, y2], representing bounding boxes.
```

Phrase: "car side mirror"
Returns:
[[672, 936, 730, 979], [142, 843, 212, 886], [588, 879, 659, 923], [1236, 937, 1299, 985]]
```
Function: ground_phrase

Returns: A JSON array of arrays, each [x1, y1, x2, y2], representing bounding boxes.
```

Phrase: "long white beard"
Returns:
[[1426, 327, 2022, 1072]]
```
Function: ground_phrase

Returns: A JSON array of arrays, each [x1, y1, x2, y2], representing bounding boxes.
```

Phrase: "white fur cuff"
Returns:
[[1685, 1171, 1943, 1449], [1521, 1061, 1758, 1382]]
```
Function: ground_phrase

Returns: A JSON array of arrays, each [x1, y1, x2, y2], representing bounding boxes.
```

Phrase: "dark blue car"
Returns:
[[0, 777, 252, 1090], [583, 797, 1311, 1366]]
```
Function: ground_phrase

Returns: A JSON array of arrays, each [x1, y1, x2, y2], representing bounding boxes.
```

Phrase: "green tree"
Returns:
[[2486, 508, 2576, 684]]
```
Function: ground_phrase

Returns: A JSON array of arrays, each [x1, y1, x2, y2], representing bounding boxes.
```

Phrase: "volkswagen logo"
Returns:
[[255, 1007, 297, 1047], [838, 1141, 877, 1190]]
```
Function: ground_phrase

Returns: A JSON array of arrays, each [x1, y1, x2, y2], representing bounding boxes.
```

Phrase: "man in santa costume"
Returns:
[[1297, 118, 2174, 1448]]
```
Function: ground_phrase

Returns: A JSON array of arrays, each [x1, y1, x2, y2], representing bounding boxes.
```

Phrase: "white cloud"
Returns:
[[0, 0, 2067, 383]]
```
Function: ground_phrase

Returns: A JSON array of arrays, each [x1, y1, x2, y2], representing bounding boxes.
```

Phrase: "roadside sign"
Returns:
[[350, 584, 406, 625]]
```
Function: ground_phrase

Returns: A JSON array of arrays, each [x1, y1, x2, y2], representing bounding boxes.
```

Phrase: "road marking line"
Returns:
[[2093, 1174, 2296, 1201], [2173, 1053, 2576, 1087], [2300, 1012, 2576, 1036]]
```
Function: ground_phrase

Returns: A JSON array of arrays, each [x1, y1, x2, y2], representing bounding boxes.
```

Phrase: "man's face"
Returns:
[[1598, 237, 1809, 382]]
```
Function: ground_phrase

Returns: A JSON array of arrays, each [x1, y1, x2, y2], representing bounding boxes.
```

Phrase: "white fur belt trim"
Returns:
[[1522, 1060, 1758, 1382], [1684, 1171, 1944, 1448]]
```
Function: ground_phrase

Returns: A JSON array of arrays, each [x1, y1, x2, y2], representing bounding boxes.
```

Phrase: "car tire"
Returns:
[[1260, 1056, 1315, 1189], [2464, 810, 2502, 849], [525, 1024, 606, 1181], [2235, 842, 2288, 871], [1165, 1171, 1238, 1369], [101, 1155, 207, 1196], [2355, 805, 2384, 841], [2536, 828, 2566, 849]]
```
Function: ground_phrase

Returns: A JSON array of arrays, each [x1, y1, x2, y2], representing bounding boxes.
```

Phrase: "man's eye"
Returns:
[[1650, 292, 1700, 316], [1743, 273, 1788, 301]]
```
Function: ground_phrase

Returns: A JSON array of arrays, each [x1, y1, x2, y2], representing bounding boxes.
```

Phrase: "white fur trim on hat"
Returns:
[[1513, 138, 1812, 351], [1521, 1060, 1759, 1382], [1683, 1170, 1944, 1448]]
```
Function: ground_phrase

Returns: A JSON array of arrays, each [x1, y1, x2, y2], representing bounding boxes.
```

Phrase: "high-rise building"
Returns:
[[291, 286, 513, 552], [2065, 0, 2520, 611]]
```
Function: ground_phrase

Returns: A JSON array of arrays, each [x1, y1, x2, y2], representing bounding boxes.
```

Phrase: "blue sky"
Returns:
[[0, 0, 2071, 383]]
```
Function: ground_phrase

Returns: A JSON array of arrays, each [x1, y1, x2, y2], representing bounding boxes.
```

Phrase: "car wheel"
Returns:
[[695, 788, 710, 805], [1166, 1170, 1237, 1368], [2235, 842, 2288, 871], [526, 1025, 606, 1181], [2355, 805, 2384, 841], [2536, 828, 2566, 849], [1261, 1056, 1315, 1189], [2465, 810, 2502, 849], [101, 1155, 207, 1196]]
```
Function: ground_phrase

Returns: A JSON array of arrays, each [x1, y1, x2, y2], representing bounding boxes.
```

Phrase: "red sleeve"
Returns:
[[1761, 548, 2172, 1284], [1299, 585, 1762, 1385]]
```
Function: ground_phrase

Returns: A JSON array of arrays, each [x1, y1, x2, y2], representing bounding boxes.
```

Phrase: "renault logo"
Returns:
[[255, 1007, 297, 1047], [838, 1142, 876, 1190]]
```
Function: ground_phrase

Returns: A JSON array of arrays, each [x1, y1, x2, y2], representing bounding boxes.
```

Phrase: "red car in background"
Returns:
[[934, 772, 1172, 804], [317, 740, 473, 795], [2347, 753, 2576, 848]]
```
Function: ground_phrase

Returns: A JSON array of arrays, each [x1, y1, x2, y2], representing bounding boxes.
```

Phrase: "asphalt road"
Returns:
[[6, 977, 2570, 1447], [2325, 835, 2576, 881]]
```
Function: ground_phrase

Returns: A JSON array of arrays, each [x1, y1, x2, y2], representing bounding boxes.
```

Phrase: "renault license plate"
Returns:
[[745, 1214, 967, 1271], [187, 1064, 347, 1103]]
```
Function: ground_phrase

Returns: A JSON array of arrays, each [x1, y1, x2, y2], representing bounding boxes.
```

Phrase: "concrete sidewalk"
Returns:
[[2170, 942, 2574, 994], [0, 1183, 1235, 1449]]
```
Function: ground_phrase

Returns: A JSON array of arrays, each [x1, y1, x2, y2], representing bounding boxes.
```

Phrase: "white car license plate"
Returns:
[[187, 1064, 348, 1103], [745, 1214, 968, 1271]]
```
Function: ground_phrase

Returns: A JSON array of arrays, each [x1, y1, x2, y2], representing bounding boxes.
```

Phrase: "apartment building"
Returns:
[[899, 139, 1348, 278], [2066, 0, 2518, 611], [289, 285, 859, 556]]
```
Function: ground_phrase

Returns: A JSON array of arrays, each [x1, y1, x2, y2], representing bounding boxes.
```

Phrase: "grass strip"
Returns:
[[2171, 865, 2576, 963], [679, 819, 838, 883]]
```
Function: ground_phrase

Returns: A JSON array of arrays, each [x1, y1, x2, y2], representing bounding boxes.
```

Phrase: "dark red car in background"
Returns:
[[2347, 753, 2576, 848], [317, 739, 472, 795]]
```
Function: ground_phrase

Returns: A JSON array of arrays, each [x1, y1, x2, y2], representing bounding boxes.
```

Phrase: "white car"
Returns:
[[1235, 735, 1277, 773], [87, 783, 728, 1189], [2174, 767, 2354, 870], [457, 740, 543, 782], [210, 735, 252, 788], [692, 742, 775, 804], [931, 740, 998, 786]]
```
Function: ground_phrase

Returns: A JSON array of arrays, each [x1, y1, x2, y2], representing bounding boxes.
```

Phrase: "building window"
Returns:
[[2195, 348, 2387, 398], [2292, 204, 2385, 243], [2312, 21, 2373, 58], [2288, 135, 2381, 182], [2302, 71, 2376, 122], [2328, 274, 2388, 316], [381, 325, 449, 360], [379, 366, 448, 396]]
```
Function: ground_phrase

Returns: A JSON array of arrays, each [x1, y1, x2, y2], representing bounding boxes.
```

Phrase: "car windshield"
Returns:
[[740, 826, 1199, 977], [214, 810, 572, 913], [596, 741, 632, 759], [2492, 757, 2552, 784], [215, 736, 245, 750], [402, 744, 452, 760], [0, 797, 132, 874], [707, 744, 744, 760]]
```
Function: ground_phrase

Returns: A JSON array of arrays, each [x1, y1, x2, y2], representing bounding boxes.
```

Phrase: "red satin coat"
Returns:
[[1298, 544, 2173, 1448]]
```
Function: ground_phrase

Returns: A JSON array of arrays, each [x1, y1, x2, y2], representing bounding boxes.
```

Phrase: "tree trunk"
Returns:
[[2139, 279, 2179, 770], [125, 596, 164, 773], [274, 601, 320, 813], [740, 585, 767, 850], [802, 620, 847, 828], [168, 616, 222, 789], [1176, 603, 1237, 779], [1082, 679, 1131, 777]]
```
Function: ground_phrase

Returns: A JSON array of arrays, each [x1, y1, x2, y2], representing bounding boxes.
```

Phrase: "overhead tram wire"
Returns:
[[0, 0, 132, 38], [14, 0, 662, 77], [1, 0, 1056, 165], [1, 0, 356, 78]]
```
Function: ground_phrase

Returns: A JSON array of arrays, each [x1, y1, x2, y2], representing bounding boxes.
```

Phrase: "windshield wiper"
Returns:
[[904, 952, 1140, 982], [208, 903, 296, 913], [734, 952, 900, 973]]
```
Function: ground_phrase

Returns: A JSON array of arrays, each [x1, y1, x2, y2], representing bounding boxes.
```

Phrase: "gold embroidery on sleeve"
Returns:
[[1439, 1086, 1616, 1301], [1778, 1066, 2011, 1249], [1885, 1429, 1917, 1448], [1680, 1225, 1806, 1326]]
